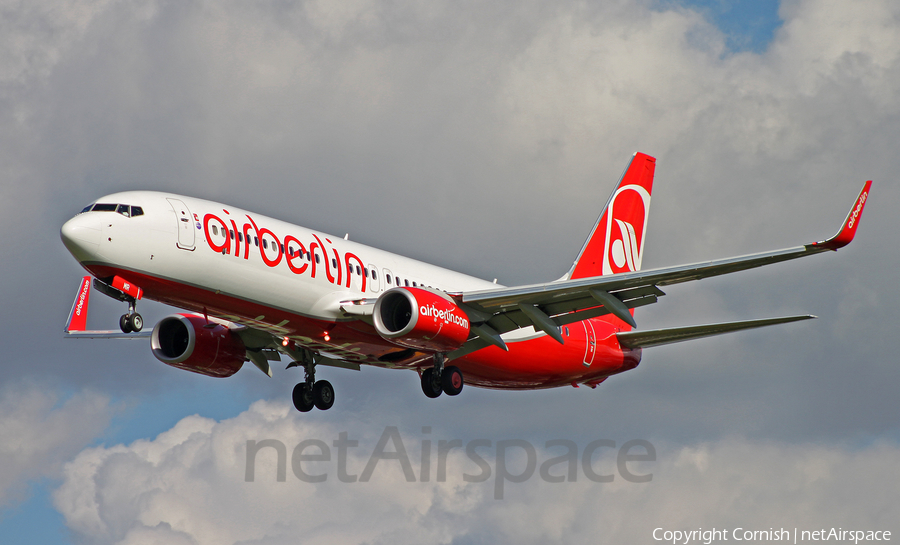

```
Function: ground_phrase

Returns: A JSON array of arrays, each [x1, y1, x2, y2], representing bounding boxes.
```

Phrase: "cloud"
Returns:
[[0, 0, 895, 442], [53, 400, 900, 544], [0, 382, 114, 508], [0, 0, 894, 539]]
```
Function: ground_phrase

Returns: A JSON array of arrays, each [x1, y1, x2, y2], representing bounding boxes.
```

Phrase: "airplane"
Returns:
[[60, 153, 872, 412]]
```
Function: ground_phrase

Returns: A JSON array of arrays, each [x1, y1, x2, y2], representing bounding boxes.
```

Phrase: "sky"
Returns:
[[1, 0, 898, 543]]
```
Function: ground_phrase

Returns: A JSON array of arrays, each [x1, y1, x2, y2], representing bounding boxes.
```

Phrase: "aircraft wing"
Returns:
[[448, 181, 871, 358]]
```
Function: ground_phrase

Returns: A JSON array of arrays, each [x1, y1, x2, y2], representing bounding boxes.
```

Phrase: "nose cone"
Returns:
[[61, 215, 101, 262]]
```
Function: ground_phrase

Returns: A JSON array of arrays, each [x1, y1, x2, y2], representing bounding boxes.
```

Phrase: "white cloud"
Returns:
[[0, 0, 897, 536], [53, 401, 900, 544], [0, 382, 114, 507]]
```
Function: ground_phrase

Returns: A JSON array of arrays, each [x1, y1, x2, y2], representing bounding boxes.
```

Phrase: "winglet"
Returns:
[[814, 180, 872, 250], [65, 276, 92, 332]]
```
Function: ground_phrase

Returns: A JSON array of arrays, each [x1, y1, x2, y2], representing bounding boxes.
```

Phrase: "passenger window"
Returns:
[[263, 239, 268, 249], [212, 225, 219, 236], [131, 206, 143, 217], [373, 270, 378, 280], [315, 254, 320, 263], [229, 230, 234, 239], [565, 327, 570, 336], [356, 265, 361, 275], [404, 279, 409, 287], [386, 274, 392, 284], [254, 237, 259, 247], [238, 232, 243, 242], [116, 204, 130, 217], [331, 258, 337, 268], [396, 278, 401, 286], [280, 243, 284, 254]]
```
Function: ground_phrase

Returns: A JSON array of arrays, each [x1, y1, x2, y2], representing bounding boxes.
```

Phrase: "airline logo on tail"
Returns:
[[569, 152, 655, 280], [602, 184, 651, 275]]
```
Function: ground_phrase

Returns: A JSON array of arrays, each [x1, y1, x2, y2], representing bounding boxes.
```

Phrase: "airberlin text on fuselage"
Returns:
[[203, 210, 366, 291]]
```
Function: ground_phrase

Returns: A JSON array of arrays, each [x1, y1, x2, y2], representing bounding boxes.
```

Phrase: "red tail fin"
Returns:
[[568, 152, 656, 279], [66, 276, 92, 332]]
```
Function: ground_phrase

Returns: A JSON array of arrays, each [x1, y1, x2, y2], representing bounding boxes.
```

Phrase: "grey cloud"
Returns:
[[0, 383, 114, 508], [0, 0, 897, 538], [0, 0, 896, 445]]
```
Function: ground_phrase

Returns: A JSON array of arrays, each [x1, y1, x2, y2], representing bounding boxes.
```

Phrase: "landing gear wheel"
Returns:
[[441, 366, 464, 396], [421, 368, 442, 398], [119, 314, 132, 334], [128, 313, 143, 332], [312, 380, 335, 411], [292, 383, 314, 412]]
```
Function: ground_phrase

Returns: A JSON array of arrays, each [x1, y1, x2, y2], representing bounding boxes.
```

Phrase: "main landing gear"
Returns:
[[420, 353, 464, 399], [288, 352, 334, 412]]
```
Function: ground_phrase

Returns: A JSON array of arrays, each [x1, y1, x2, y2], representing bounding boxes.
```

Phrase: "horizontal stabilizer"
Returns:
[[65, 330, 151, 339], [616, 315, 815, 349]]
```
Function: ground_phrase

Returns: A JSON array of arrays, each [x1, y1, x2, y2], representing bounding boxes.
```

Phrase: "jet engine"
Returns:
[[373, 288, 471, 352], [151, 314, 246, 377]]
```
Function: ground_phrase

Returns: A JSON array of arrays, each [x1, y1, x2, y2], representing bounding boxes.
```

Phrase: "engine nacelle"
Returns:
[[373, 287, 470, 352], [151, 314, 246, 378]]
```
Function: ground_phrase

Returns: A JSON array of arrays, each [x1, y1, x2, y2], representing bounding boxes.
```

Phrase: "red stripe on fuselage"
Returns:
[[82, 263, 641, 389]]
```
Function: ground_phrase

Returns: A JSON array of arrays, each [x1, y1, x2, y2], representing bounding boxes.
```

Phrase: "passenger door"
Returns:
[[167, 198, 195, 251]]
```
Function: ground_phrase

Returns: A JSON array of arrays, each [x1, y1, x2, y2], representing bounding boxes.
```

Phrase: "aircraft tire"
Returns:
[[441, 366, 464, 396], [313, 380, 335, 411], [421, 369, 442, 398], [128, 313, 143, 332], [119, 314, 132, 334], [292, 383, 314, 412]]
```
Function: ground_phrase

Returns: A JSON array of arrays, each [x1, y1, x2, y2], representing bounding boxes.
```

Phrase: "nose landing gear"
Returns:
[[119, 302, 143, 333], [90, 277, 144, 333]]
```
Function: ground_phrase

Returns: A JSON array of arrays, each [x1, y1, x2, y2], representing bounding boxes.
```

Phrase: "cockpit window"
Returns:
[[84, 203, 144, 217]]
